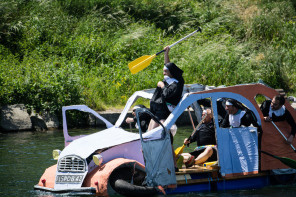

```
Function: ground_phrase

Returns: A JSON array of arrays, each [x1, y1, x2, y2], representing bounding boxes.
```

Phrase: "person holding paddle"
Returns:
[[147, 46, 184, 172], [181, 109, 217, 168], [148, 46, 185, 131], [260, 95, 296, 144]]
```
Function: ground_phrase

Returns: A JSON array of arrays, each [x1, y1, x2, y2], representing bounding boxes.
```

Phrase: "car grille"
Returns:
[[58, 155, 86, 172]]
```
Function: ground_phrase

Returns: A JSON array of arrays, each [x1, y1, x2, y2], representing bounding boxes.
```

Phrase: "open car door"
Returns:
[[136, 108, 177, 188]]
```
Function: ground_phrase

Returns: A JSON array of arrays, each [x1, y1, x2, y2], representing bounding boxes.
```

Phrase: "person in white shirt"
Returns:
[[221, 99, 258, 128]]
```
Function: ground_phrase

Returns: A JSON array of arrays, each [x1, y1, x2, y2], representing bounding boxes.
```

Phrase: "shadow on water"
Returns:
[[1, 127, 296, 197]]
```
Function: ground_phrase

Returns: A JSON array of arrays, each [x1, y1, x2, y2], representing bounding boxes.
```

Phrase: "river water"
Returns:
[[1, 127, 296, 197]]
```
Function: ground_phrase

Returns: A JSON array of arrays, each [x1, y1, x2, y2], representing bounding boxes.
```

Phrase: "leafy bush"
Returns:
[[1, 0, 296, 122]]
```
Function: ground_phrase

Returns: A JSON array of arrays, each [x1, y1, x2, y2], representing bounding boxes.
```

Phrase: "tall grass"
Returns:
[[0, 0, 296, 119]]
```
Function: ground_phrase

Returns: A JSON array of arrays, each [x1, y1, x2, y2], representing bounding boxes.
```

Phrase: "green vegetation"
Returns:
[[1, 0, 296, 117]]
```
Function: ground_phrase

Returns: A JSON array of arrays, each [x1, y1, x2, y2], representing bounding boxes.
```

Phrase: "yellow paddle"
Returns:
[[174, 113, 207, 156], [128, 27, 202, 74]]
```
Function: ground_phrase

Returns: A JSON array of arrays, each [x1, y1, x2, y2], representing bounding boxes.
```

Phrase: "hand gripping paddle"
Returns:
[[128, 27, 202, 74]]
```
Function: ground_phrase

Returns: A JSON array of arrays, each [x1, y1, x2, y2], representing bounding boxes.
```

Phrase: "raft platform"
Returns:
[[171, 164, 270, 194]]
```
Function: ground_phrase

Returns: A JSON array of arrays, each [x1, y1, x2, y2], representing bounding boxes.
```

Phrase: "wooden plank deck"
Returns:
[[176, 163, 219, 175], [175, 164, 269, 186]]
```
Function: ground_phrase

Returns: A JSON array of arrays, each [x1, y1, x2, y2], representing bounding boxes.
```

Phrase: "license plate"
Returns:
[[56, 175, 83, 183]]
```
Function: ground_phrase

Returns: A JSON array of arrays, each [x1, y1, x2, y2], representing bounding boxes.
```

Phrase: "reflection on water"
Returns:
[[0, 130, 63, 197], [0, 127, 296, 197]]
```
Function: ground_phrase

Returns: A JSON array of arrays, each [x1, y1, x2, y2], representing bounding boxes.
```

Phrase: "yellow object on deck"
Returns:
[[203, 161, 218, 167]]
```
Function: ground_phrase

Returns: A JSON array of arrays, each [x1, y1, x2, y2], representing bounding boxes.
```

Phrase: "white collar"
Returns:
[[229, 110, 246, 127], [164, 76, 178, 85], [269, 105, 285, 117]]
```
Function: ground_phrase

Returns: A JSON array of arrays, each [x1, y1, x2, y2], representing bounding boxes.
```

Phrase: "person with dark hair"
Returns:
[[260, 95, 296, 144], [221, 99, 258, 128], [125, 105, 151, 132], [148, 46, 185, 131]]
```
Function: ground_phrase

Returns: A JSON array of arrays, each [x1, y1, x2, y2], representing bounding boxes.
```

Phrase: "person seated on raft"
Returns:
[[220, 98, 259, 128], [125, 105, 151, 132], [181, 109, 217, 168], [260, 95, 296, 144]]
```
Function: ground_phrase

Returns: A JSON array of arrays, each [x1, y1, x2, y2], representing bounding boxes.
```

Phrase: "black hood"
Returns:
[[165, 62, 184, 84]]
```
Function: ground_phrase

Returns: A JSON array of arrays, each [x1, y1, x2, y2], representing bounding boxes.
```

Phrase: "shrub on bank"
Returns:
[[1, 0, 296, 118]]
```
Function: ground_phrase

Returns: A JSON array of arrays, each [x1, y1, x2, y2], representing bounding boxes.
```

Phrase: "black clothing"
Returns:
[[188, 121, 217, 161], [189, 121, 216, 146], [220, 110, 258, 128], [150, 80, 184, 120], [260, 100, 296, 136], [190, 148, 217, 162], [150, 62, 184, 120], [133, 111, 151, 133], [165, 62, 184, 84], [162, 80, 184, 106]]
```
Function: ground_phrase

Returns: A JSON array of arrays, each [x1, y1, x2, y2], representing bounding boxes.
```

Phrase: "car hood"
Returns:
[[59, 126, 140, 159]]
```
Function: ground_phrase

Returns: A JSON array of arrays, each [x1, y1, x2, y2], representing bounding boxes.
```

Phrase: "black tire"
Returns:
[[109, 165, 158, 196], [113, 179, 157, 197]]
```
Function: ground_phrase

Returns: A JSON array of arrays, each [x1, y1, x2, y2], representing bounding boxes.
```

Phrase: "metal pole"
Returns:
[[271, 121, 296, 152]]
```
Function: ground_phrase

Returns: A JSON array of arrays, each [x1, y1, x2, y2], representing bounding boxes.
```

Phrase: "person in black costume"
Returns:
[[220, 99, 259, 128], [181, 109, 217, 168], [147, 46, 185, 172], [148, 46, 185, 131], [125, 105, 151, 132], [260, 95, 296, 144]]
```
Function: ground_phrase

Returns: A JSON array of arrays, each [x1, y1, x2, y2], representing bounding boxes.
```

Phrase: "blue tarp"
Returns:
[[138, 110, 176, 187], [216, 127, 259, 176], [140, 131, 177, 187]]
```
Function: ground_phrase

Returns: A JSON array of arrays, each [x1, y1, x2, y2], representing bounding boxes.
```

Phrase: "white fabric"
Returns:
[[226, 101, 233, 105], [269, 105, 285, 118], [133, 105, 141, 110], [170, 124, 177, 136], [229, 110, 246, 128], [164, 75, 178, 85]]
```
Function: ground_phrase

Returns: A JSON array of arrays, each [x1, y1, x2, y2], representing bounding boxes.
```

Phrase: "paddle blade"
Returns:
[[279, 157, 296, 169], [128, 54, 156, 74], [261, 150, 296, 169], [174, 144, 185, 156]]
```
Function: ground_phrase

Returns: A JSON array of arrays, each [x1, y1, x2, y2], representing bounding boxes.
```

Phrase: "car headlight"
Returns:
[[52, 149, 61, 160], [93, 154, 103, 166]]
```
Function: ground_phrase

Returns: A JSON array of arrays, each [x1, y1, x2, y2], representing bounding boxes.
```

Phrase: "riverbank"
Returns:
[[1, 102, 296, 132], [0, 104, 197, 132], [3, 82, 296, 132]]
